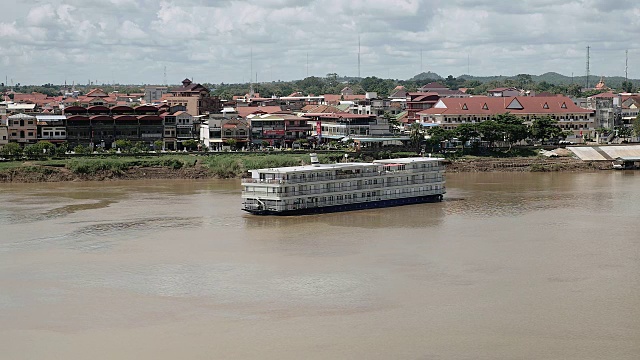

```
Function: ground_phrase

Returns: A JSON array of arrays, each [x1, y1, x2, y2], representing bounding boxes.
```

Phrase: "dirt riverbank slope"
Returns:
[[0, 157, 612, 183]]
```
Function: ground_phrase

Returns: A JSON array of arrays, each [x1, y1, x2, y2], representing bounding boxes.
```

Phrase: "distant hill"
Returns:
[[421, 72, 640, 88], [410, 72, 443, 81]]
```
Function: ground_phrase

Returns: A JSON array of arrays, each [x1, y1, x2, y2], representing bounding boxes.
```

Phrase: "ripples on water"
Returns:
[[0, 216, 203, 252]]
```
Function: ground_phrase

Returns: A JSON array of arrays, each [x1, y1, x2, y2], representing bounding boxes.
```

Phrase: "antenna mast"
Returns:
[[163, 66, 167, 86], [358, 36, 361, 78], [625, 49, 628, 83], [585, 46, 590, 89]]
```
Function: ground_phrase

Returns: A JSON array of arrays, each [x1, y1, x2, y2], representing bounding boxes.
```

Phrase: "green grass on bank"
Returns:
[[0, 155, 198, 175], [0, 161, 24, 171], [63, 155, 197, 174]]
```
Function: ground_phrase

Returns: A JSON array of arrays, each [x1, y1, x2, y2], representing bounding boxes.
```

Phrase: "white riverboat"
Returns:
[[241, 154, 446, 215]]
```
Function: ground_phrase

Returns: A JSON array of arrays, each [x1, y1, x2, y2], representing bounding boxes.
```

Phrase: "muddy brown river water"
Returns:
[[0, 172, 639, 359]]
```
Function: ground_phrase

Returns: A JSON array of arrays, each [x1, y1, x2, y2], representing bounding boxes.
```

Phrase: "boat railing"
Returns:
[[242, 179, 445, 197], [242, 167, 445, 185]]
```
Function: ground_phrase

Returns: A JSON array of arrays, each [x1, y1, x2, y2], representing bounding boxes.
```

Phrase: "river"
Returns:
[[0, 172, 639, 359]]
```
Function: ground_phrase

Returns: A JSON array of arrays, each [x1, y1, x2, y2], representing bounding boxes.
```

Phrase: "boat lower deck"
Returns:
[[243, 194, 444, 215]]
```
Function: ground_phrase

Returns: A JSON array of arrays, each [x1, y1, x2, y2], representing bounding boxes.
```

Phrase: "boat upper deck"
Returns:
[[242, 157, 445, 185]]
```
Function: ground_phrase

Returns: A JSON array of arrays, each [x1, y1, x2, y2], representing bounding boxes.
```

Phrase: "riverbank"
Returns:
[[0, 154, 612, 183]]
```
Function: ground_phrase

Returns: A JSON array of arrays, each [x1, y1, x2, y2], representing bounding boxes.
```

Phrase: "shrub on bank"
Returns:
[[65, 156, 194, 175]]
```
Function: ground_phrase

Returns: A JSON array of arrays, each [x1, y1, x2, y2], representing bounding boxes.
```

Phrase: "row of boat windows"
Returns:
[[247, 186, 444, 207], [292, 186, 442, 203], [245, 175, 442, 193], [258, 162, 441, 181]]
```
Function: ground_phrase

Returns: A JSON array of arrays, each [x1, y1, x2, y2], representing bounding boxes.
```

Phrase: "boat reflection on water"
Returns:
[[243, 200, 446, 230]]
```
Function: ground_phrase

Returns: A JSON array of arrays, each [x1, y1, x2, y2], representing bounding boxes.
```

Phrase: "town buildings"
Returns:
[[419, 96, 595, 139], [165, 78, 222, 116], [1, 76, 638, 153], [7, 113, 38, 144]]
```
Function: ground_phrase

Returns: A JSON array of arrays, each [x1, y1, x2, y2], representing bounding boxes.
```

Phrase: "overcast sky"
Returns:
[[0, 0, 637, 85]]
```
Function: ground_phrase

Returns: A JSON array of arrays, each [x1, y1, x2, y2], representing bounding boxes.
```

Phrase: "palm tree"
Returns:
[[409, 122, 424, 152]]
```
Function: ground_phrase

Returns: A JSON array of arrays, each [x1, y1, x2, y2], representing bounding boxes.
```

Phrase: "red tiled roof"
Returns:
[[589, 91, 616, 99], [85, 88, 109, 97], [300, 104, 347, 114], [12, 92, 49, 102], [323, 94, 366, 104], [237, 106, 283, 118], [419, 96, 592, 116]]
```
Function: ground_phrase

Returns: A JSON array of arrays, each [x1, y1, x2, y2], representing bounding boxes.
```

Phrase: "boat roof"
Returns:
[[250, 157, 444, 173], [252, 162, 374, 173], [374, 157, 443, 164]]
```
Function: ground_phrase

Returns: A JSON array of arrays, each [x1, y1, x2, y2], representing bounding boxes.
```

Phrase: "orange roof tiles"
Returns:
[[419, 96, 592, 116]]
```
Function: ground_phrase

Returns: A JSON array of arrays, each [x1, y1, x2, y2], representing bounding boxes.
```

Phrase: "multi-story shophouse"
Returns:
[[64, 105, 163, 148], [0, 118, 8, 147], [348, 93, 404, 117], [174, 111, 195, 148], [586, 92, 618, 131], [247, 112, 312, 148], [165, 78, 221, 116], [36, 115, 67, 144], [160, 112, 177, 150], [7, 113, 38, 145], [303, 113, 387, 140], [200, 115, 250, 150]]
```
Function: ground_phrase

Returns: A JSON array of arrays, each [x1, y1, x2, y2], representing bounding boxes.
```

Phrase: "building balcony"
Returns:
[[141, 133, 163, 138]]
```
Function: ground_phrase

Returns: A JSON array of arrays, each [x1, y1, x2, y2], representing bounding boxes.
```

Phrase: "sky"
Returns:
[[0, 0, 638, 85]]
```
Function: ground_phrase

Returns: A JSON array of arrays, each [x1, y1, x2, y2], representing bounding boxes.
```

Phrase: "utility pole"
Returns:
[[306, 52, 309, 78]]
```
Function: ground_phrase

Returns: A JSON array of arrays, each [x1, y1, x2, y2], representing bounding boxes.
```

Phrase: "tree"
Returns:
[[425, 126, 453, 153], [633, 114, 640, 138], [0, 142, 22, 156], [516, 74, 533, 89], [409, 122, 425, 152], [113, 139, 133, 152], [73, 144, 89, 154], [531, 116, 563, 143], [132, 141, 148, 153], [494, 113, 529, 150], [153, 140, 164, 151], [477, 120, 502, 148], [54, 142, 69, 157], [621, 81, 634, 93], [225, 138, 238, 150], [182, 139, 198, 151], [384, 111, 400, 134], [23, 141, 55, 158], [454, 123, 479, 150], [616, 126, 633, 141]]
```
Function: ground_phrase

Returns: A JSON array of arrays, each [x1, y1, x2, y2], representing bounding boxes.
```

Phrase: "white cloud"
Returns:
[[118, 20, 147, 40], [0, 0, 637, 84]]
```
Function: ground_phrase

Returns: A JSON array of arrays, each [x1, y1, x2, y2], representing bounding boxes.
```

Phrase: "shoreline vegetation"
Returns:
[[0, 151, 612, 183]]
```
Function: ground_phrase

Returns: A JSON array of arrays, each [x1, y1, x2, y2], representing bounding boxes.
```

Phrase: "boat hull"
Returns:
[[243, 194, 444, 215]]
